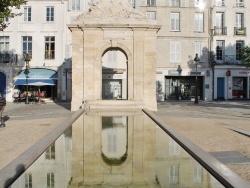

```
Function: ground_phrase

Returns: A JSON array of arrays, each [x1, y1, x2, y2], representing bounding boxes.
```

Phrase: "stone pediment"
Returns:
[[75, 0, 156, 25]]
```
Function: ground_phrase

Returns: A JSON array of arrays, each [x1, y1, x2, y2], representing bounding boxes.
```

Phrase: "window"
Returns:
[[107, 50, 117, 68], [216, 40, 224, 60], [45, 143, 55, 159], [128, 0, 135, 8], [3, 17, 9, 23], [72, 0, 80, 10], [24, 7, 31, 22], [215, 12, 224, 28], [169, 164, 179, 184], [215, 0, 225, 6], [236, 40, 244, 60], [22, 36, 32, 55], [235, 0, 244, 7], [45, 36, 55, 59], [195, 13, 204, 32], [25, 173, 32, 188], [147, 0, 156, 6], [46, 6, 54, 22], [194, 0, 205, 7], [170, 13, 180, 31], [146, 11, 156, 20], [0, 36, 9, 53], [236, 13, 244, 28], [195, 41, 206, 62], [107, 128, 117, 153], [170, 41, 181, 63], [47, 173, 55, 188], [171, 0, 180, 7], [169, 138, 180, 156], [193, 163, 203, 183]]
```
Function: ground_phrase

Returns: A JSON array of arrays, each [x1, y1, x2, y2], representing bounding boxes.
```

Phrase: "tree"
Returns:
[[239, 46, 250, 67], [0, 0, 27, 31]]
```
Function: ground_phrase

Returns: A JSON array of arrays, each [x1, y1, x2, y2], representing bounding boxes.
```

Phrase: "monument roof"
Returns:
[[74, 0, 157, 26]]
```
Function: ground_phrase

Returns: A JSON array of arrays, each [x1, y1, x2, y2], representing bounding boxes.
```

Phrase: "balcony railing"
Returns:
[[234, 27, 246, 36], [0, 53, 17, 64], [234, 2, 244, 8], [211, 27, 227, 35], [215, 1, 225, 7], [213, 55, 243, 65]]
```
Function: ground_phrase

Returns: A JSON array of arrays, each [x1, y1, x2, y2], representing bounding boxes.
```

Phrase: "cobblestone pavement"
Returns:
[[0, 100, 249, 183]]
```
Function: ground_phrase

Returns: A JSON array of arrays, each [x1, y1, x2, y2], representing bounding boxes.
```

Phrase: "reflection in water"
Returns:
[[101, 116, 128, 165], [10, 111, 224, 188]]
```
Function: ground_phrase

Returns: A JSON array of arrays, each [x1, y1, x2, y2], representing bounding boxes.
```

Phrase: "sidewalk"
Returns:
[[0, 100, 249, 183]]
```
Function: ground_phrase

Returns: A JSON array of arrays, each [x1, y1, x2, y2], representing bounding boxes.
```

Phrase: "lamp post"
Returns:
[[193, 53, 200, 104], [177, 65, 182, 99], [23, 53, 30, 104]]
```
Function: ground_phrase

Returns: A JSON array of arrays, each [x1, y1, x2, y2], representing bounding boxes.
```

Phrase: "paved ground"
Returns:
[[0, 100, 249, 183]]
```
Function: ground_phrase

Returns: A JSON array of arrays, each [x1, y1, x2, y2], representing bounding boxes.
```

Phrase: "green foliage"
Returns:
[[239, 46, 250, 67], [0, 0, 27, 31]]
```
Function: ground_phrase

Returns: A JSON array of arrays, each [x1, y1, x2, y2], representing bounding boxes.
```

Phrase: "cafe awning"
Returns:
[[14, 68, 57, 86]]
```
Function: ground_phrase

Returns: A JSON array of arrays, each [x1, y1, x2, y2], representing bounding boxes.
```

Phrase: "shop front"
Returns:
[[214, 67, 250, 100], [164, 76, 204, 100], [14, 68, 57, 101]]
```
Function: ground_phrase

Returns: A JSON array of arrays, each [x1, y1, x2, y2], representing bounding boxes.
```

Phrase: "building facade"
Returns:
[[1, 0, 250, 103], [211, 0, 250, 100]]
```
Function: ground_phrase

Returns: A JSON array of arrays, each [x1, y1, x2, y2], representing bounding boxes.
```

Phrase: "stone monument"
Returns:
[[68, 0, 161, 111]]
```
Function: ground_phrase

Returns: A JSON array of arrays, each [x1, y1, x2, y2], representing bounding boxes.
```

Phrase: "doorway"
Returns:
[[102, 48, 127, 100], [217, 77, 225, 99], [0, 72, 6, 98]]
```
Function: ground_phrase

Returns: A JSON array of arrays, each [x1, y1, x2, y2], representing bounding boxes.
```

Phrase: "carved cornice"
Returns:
[[75, 0, 156, 25]]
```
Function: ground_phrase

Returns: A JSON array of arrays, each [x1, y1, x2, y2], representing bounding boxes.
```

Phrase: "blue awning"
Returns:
[[15, 79, 56, 86], [15, 68, 57, 86]]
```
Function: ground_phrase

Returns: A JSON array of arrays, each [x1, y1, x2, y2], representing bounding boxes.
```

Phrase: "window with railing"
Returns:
[[234, 0, 244, 7], [45, 36, 55, 59], [236, 40, 244, 61], [215, 0, 225, 7], [0, 36, 9, 63], [216, 40, 225, 61]]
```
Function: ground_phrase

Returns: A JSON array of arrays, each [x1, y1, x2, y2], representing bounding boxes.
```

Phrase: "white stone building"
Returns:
[[211, 0, 250, 100], [1, 0, 250, 103]]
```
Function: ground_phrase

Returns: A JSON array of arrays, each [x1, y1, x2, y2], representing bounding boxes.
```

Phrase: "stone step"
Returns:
[[85, 100, 144, 110]]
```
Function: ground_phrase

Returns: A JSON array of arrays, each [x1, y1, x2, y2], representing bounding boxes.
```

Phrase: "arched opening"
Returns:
[[102, 48, 128, 100], [0, 71, 6, 98]]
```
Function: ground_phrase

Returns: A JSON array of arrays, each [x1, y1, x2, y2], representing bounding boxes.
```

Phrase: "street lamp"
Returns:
[[193, 53, 200, 104], [23, 53, 30, 104], [177, 65, 182, 100]]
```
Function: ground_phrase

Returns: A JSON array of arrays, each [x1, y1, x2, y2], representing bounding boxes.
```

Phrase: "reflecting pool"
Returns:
[[10, 110, 224, 188]]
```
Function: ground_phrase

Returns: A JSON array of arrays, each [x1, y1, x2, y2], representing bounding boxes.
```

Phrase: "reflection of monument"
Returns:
[[69, 111, 223, 187]]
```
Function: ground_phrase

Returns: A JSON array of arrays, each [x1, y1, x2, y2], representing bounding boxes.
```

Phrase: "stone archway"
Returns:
[[101, 47, 128, 100], [69, 0, 161, 111]]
